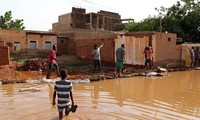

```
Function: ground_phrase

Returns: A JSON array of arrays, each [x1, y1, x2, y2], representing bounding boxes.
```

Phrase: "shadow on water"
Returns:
[[0, 71, 200, 120]]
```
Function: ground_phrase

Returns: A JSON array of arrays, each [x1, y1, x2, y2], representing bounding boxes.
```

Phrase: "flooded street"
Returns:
[[0, 71, 200, 120]]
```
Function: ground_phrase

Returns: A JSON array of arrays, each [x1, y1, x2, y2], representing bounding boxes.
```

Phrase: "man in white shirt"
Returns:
[[92, 43, 104, 73]]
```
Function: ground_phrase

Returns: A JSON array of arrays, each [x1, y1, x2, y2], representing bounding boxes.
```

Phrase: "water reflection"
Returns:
[[0, 71, 200, 120], [73, 71, 200, 119]]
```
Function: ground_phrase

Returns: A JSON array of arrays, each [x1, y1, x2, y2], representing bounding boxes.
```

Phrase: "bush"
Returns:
[[10, 57, 27, 63]]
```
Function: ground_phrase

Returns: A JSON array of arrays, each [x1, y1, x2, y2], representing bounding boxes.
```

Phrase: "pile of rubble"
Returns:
[[17, 58, 47, 71]]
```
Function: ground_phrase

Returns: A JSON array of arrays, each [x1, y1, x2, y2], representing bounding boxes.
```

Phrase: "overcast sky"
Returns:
[[0, 0, 177, 31]]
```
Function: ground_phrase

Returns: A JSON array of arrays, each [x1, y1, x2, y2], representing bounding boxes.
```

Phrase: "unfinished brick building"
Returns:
[[52, 7, 121, 32]]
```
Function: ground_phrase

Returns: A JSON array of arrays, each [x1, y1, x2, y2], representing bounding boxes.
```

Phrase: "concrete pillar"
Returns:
[[96, 15, 99, 29], [90, 13, 93, 29], [102, 16, 105, 30]]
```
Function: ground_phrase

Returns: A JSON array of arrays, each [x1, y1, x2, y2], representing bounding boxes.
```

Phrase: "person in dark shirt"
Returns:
[[114, 44, 125, 76]]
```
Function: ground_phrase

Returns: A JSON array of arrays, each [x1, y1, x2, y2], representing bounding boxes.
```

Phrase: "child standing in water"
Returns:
[[52, 69, 77, 120]]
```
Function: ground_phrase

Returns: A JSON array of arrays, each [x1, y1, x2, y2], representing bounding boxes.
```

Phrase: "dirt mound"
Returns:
[[18, 58, 47, 71]]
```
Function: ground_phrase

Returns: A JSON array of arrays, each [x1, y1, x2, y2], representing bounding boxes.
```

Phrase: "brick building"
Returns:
[[0, 29, 57, 57], [52, 7, 121, 32]]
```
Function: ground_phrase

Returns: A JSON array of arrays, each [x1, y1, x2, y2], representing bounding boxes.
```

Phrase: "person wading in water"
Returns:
[[53, 69, 77, 120]]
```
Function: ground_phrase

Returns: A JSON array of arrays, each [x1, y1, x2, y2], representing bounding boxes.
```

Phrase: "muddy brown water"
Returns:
[[0, 71, 200, 120]]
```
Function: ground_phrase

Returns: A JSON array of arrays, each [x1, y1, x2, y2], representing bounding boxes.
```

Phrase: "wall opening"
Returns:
[[14, 42, 21, 51], [0, 41, 5, 46], [168, 37, 171, 42], [45, 41, 51, 50], [30, 41, 37, 49], [7, 42, 13, 47]]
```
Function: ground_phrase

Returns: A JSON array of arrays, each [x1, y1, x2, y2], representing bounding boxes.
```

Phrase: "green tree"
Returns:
[[113, 23, 125, 31], [159, 0, 200, 42], [125, 17, 160, 32], [125, 0, 200, 42], [124, 22, 139, 31], [0, 11, 25, 30]]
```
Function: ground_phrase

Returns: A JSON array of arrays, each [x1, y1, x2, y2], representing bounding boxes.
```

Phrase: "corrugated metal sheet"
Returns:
[[115, 34, 150, 65]]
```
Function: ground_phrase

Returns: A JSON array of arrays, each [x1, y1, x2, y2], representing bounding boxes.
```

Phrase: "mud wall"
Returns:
[[0, 29, 26, 50], [11, 34, 57, 58], [0, 29, 57, 58], [154, 33, 181, 66], [0, 46, 10, 65], [73, 29, 117, 65], [26, 34, 57, 50]]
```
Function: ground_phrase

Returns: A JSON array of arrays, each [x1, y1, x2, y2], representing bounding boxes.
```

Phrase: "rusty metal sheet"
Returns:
[[115, 35, 150, 65]]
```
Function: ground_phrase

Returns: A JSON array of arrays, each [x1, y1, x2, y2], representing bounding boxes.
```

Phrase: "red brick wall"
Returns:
[[0, 46, 10, 65], [57, 37, 68, 55], [76, 38, 115, 65], [57, 29, 117, 65], [57, 37, 76, 55]]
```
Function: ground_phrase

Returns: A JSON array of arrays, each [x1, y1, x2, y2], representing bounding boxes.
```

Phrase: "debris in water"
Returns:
[[19, 88, 41, 92]]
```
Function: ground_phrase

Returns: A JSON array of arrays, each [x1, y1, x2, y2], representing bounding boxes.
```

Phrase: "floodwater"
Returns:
[[0, 71, 200, 120]]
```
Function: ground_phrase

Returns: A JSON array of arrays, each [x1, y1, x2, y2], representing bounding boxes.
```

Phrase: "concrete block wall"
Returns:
[[0, 46, 10, 65]]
